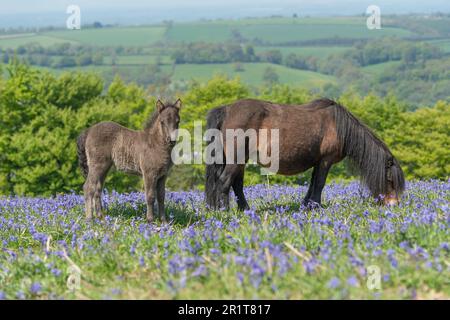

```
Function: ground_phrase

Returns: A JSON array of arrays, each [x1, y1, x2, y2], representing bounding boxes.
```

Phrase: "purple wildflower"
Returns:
[[328, 277, 340, 289], [30, 282, 42, 295]]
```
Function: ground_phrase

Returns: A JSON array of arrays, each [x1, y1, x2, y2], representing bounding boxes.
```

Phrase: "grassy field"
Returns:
[[165, 24, 234, 43], [195, 16, 368, 26], [168, 63, 336, 88], [0, 15, 445, 93], [427, 39, 450, 53], [362, 61, 403, 76], [239, 24, 413, 43], [42, 27, 166, 46], [0, 27, 166, 48], [0, 181, 448, 299], [0, 34, 79, 48], [166, 22, 414, 43], [11, 62, 334, 89]]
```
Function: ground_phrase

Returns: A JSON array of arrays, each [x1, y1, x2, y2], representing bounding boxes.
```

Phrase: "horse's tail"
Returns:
[[333, 102, 405, 197], [77, 130, 89, 178], [205, 105, 227, 209]]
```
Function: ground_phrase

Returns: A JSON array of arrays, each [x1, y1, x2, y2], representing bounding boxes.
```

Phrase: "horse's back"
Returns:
[[223, 98, 336, 129], [85, 122, 122, 149], [221, 98, 340, 174], [84, 121, 141, 171]]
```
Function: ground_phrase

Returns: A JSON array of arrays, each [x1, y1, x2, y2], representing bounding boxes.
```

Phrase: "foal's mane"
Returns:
[[144, 111, 159, 130], [144, 103, 178, 130]]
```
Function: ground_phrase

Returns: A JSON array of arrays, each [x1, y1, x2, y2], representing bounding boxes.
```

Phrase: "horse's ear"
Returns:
[[174, 98, 182, 110], [156, 99, 165, 113]]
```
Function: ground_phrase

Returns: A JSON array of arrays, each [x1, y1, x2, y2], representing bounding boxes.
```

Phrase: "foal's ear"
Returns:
[[174, 98, 182, 110], [156, 99, 165, 113]]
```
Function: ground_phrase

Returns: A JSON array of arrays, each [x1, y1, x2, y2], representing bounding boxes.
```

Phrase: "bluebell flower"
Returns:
[[30, 282, 42, 295], [347, 276, 359, 287], [328, 277, 340, 289]]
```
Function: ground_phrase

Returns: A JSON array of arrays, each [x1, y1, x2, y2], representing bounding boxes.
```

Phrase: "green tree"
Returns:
[[76, 53, 93, 66], [262, 67, 279, 86], [92, 53, 104, 65]]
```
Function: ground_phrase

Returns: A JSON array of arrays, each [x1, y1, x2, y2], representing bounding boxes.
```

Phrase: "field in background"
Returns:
[[42, 26, 167, 46], [165, 21, 413, 43], [0, 15, 449, 104], [168, 63, 336, 87], [362, 61, 403, 76]]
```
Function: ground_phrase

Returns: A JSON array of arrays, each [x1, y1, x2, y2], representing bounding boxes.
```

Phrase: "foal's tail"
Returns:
[[205, 106, 227, 209], [77, 130, 89, 178]]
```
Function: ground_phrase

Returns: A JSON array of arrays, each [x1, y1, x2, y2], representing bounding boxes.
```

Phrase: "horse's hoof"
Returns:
[[302, 200, 322, 210]]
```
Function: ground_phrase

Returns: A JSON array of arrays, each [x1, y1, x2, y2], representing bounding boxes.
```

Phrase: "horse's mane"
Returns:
[[332, 101, 405, 197], [306, 98, 404, 197]]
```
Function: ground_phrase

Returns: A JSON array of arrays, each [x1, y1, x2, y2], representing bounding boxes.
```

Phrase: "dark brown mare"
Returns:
[[77, 99, 181, 222], [205, 98, 405, 210]]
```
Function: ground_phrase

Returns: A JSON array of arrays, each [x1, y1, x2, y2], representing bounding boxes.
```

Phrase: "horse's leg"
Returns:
[[232, 165, 249, 211], [308, 160, 332, 206], [302, 166, 318, 206], [156, 176, 167, 223], [143, 173, 157, 223], [83, 177, 94, 220], [92, 163, 110, 219], [218, 164, 239, 210]]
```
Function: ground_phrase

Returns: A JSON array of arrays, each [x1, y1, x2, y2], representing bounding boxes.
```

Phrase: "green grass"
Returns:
[[168, 62, 336, 88], [165, 24, 234, 43], [427, 39, 450, 53], [362, 61, 403, 76], [167, 20, 414, 44], [420, 18, 450, 35], [0, 34, 78, 49], [240, 24, 412, 43], [189, 16, 372, 26], [42, 27, 166, 46]]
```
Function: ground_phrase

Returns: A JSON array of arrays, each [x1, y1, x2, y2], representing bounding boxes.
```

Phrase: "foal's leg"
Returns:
[[143, 174, 157, 223], [156, 176, 167, 223], [92, 165, 110, 219], [85, 161, 111, 219], [308, 160, 332, 206], [231, 165, 249, 211], [83, 178, 94, 220]]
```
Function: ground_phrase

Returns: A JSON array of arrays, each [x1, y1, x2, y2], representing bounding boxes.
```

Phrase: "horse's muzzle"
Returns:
[[384, 195, 399, 206]]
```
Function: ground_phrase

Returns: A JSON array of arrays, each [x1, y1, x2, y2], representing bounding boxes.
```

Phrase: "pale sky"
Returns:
[[0, 0, 449, 28], [1, 0, 449, 14]]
